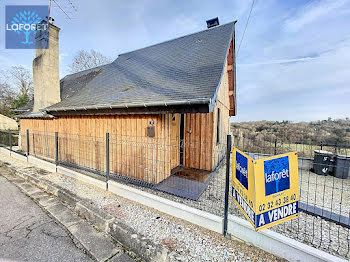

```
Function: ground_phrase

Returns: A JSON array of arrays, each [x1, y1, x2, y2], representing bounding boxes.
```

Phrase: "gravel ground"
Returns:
[[40, 174, 283, 261], [120, 160, 350, 260], [0, 154, 283, 262], [1, 153, 349, 260], [104, 199, 282, 262]]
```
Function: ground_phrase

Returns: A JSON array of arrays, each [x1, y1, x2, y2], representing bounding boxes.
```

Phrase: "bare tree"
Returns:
[[0, 81, 16, 117], [69, 50, 112, 73], [9, 66, 33, 96]]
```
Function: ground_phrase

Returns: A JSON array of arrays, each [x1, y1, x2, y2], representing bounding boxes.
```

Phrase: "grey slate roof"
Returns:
[[44, 22, 235, 113], [60, 65, 106, 101], [16, 66, 105, 116], [14, 99, 34, 112]]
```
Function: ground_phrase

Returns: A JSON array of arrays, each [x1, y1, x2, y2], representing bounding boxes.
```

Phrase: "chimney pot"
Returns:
[[206, 17, 220, 29]]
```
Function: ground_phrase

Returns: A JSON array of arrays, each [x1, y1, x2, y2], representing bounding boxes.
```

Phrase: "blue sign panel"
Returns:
[[5, 5, 49, 49], [256, 202, 298, 228], [236, 151, 248, 190], [232, 187, 255, 225], [233, 149, 299, 232], [264, 156, 290, 196]]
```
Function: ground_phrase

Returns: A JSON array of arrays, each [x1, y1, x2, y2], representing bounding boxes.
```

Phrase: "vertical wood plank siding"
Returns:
[[183, 113, 214, 171], [21, 114, 189, 184], [212, 58, 231, 169]]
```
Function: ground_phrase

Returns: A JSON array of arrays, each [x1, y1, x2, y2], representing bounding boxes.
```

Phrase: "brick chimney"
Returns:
[[32, 23, 61, 113]]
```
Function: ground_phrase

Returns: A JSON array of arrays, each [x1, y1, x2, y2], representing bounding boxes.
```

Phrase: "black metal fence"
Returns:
[[1, 130, 349, 259], [0, 130, 19, 150], [17, 130, 228, 204], [233, 135, 350, 158]]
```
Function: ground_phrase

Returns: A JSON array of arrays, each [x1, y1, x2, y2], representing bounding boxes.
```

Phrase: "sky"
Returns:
[[0, 0, 349, 122]]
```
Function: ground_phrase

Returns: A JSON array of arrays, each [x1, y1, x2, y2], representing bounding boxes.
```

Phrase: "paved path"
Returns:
[[0, 175, 93, 262]]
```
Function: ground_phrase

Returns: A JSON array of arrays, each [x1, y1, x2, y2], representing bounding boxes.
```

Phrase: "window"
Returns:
[[216, 108, 220, 144]]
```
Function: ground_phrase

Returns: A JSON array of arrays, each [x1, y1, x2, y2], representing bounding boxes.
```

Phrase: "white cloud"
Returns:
[[235, 0, 350, 121], [238, 37, 350, 102], [284, 0, 348, 32], [59, 53, 68, 62], [238, 56, 318, 67], [0, 0, 348, 122]]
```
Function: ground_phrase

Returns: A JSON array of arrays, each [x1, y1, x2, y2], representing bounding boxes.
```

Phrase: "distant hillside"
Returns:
[[231, 118, 350, 145]]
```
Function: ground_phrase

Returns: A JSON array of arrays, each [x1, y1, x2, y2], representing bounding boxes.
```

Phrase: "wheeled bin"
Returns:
[[333, 154, 350, 179], [313, 150, 333, 176]]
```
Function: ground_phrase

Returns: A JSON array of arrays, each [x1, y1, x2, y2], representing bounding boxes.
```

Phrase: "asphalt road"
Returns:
[[0, 175, 93, 262]]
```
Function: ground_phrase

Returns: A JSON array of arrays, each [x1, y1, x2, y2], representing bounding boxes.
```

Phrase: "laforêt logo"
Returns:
[[236, 151, 248, 190], [5, 5, 49, 49], [264, 156, 290, 196]]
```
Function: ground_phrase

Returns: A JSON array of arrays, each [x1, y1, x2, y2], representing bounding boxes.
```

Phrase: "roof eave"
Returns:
[[42, 98, 211, 113], [17, 113, 55, 119]]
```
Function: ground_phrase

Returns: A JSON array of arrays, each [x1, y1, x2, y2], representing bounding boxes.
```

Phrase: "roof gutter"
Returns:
[[42, 98, 211, 113], [16, 112, 55, 119]]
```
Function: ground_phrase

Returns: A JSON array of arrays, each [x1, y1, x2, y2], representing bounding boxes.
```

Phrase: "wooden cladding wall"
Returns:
[[20, 118, 57, 159], [183, 113, 214, 171], [227, 40, 236, 116], [20, 115, 180, 184], [211, 58, 231, 169]]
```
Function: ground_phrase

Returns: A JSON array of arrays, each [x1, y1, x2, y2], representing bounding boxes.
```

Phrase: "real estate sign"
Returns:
[[232, 148, 299, 231]]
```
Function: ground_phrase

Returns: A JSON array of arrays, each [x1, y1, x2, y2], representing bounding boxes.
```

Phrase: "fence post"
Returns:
[[9, 130, 12, 153], [32, 132, 35, 155], [223, 134, 232, 237], [274, 139, 277, 155], [106, 132, 110, 191], [55, 132, 59, 168], [26, 129, 29, 158]]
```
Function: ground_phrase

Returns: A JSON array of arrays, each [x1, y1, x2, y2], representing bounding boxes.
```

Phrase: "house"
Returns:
[[0, 114, 18, 130], [18, 19, 237, 189]]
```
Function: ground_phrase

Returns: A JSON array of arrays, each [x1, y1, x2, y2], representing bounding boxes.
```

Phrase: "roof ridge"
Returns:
[[117, 21, 236, 57], [62, 64, 109, 80]]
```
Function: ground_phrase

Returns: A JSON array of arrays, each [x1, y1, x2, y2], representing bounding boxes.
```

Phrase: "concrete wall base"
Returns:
[[0, 149, 346, 262], [227, 215, 345, 262], [27, 156, 56, 173]]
